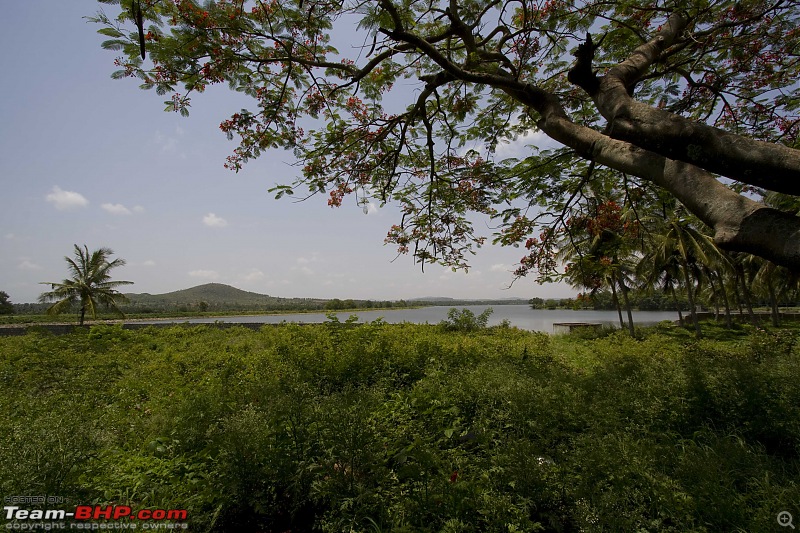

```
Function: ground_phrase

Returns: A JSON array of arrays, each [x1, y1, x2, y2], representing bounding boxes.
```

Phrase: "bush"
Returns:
[[439, 307, 493, 332]]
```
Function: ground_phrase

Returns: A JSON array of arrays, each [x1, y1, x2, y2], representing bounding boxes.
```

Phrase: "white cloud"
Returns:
[[490, 263, 509, 273], [133, 205, 145, 213], [189, 269, 219, 279], [18, 260, 42, 271], [243, 269, 265, 282], [101, 203, 132, 215], [45, 186, 89, 210], [203, 213, 228, 227], [154, 126, 185, 154], [5, 233, 16, 240], [296, 254, 320, 265], [143, 260, 156, 267]]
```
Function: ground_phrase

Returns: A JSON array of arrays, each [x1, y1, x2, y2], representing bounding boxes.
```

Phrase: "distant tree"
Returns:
[[39, 245, 133, 325], [440, 307, 493, 332], [529, 297, 545, 310], [0, 291, 14, 315], [325, 298, 345, 311]]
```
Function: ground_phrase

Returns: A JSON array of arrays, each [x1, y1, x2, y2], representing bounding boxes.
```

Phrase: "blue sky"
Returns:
[[0, 1, 571, 304]]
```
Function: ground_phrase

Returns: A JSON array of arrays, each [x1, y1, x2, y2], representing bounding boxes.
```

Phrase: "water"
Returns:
[[136, 305, 679, 333]]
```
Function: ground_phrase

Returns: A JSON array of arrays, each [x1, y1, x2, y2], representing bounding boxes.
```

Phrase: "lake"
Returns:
[[137, 305, 679, 333]]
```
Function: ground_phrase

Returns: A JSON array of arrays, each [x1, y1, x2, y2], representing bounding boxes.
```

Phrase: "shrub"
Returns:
[[439, 307, 493, 332]]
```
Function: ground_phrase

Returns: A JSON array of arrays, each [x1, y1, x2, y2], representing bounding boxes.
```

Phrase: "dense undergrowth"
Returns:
[[1, 320, 798, 532]]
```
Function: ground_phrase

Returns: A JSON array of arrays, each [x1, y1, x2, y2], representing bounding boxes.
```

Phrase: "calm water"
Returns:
[[138, 305, 679, 333]]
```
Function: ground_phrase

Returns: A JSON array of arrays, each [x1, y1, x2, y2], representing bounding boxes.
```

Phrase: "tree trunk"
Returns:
[[720, 278, 733, 329], [671, 286, 684, 327], [708, 275, 720, 321], [737, 268, 758, 325], [768, 279, 780, 327], [617, 273, 636, 337], [681, 261, 701, 337], [610, 280, 625, 330], [79, 306, 86, 326]]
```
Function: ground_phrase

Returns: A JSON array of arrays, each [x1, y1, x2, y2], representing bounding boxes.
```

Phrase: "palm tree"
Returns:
[[647, 216, 721, 337], [39, 245, 133, 325]]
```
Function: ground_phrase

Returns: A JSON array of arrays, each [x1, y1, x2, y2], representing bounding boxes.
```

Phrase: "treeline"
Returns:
[[530, 292, 686, 311], [531, 291, 800, 312], [121, 298, 414, 314]]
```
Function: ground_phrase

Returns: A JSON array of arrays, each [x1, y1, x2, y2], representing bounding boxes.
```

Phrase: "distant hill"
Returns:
[[124, 283, 326, 311]]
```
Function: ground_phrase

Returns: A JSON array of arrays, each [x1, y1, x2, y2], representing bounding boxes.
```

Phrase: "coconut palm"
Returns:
[[646, 216, 722, 337], [39, 245, 133, 325]]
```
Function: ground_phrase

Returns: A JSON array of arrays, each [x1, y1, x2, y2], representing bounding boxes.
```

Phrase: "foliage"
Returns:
[[2, 323, 799, 531], [0, 291, 13, 315], [90, 0, 800, 271], [38, 244, 133, 325], [439, 307, 493, 332]]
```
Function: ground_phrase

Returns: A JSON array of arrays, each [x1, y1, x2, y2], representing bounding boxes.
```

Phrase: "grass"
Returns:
[[1, 321, 798, 531]]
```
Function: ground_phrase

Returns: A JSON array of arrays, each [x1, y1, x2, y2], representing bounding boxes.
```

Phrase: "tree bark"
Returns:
[[736, 267, 758, 325], [671, 286, 684, 327], [681, 260, 701, 337], [610, 279, 625, 330], [720, 277, 733, 329], [767, 278, 780, 327], [617, 273, 636, 337]]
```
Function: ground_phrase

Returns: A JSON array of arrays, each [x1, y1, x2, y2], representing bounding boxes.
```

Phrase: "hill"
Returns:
[[125, 283, 307, 306], [121, 283, 411, 313], [123, 283, 326, 312]]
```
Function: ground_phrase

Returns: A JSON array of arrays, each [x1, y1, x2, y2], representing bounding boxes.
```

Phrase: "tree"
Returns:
[[646, 215, 722, 337], [0, 291, 14, 315], [39, 245, 133, 325], [91, 0, 800, 277], [558, 198, 640, 335]]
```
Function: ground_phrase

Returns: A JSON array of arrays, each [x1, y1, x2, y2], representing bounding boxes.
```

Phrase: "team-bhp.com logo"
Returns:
[[4, 505, 188, 529]]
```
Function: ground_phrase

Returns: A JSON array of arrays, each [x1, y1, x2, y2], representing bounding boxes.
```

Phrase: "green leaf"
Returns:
[[97, 27, 125, 38]]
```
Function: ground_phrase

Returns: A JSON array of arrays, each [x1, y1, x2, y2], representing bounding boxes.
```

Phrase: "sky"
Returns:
[[0, 1, 573, 304]]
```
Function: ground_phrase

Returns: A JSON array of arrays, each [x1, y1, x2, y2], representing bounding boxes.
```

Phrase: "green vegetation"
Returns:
[[439, 307, 494, 332], [2, 322, 798, 531], [0, 291, 13, 315]]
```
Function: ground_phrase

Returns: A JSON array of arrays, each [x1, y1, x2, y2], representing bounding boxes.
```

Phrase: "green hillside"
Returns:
[[123, 283, 325, 312], [121, 283, 408, 314]]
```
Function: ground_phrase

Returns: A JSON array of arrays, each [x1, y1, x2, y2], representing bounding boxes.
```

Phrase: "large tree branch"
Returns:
[[501, 83, 800, 269], [573, 11, 800, 195]]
